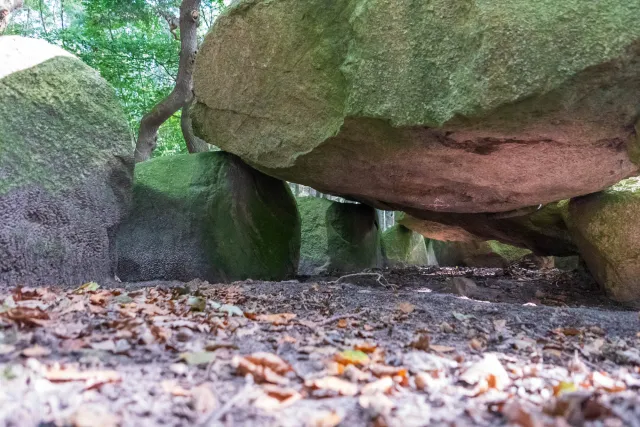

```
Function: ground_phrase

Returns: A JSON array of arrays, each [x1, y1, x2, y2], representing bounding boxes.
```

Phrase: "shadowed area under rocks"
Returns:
[[1, 267, 638, 426]]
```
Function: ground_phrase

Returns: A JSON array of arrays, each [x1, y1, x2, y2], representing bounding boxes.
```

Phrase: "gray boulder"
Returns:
[[298, 197, 381, 275], [0, 36, 133, 287], [116, 152, 300, 282]]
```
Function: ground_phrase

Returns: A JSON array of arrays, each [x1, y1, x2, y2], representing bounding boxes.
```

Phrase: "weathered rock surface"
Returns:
[[430, 240, 544, 269], [564, 178, 640, 304], [117, 152, 300, 282], [193, 0, 640, 214], [381, 225, 431, 267], [298, 197, 381, 275], [399, 203, 577, 256], [0, 36, 133, 287]]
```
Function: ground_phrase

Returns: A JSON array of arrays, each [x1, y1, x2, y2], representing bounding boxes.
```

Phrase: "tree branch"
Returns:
[[0, 0, 24, 32], [182, 95, 210, 153], [135, 0, 201, 162]]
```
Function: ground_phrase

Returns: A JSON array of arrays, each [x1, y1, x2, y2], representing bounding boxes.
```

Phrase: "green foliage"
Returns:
[[3, 0, 226, 156]]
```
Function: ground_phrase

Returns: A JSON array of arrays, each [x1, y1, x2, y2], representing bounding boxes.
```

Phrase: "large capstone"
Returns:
[[0, 36, 133, 287], [563, 178, 640, 305], [116, 152, 300, 282], [298, 197, 381, 275], [193, 0, 640, 215]]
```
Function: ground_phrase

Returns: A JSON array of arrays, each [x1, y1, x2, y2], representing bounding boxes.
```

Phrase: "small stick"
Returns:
[[317, 313, 360, 327], [332, 272, 395, 290]]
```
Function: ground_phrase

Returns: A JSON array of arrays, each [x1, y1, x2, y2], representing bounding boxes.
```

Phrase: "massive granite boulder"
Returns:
[[381, 225, 431, 267], [117, 152, 300, 282], [0, 36, 133, 287], [397, 203, 577, 256], [298, 197, 381, 275], [193, 0, 640, 215], [563, 178, 640, 305]]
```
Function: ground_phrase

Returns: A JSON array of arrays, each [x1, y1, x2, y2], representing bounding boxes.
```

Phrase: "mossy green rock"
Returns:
[[194, 0, 639, 214], [0, 36, 133, 286], [117, 152, 300, 282], [297, 197, 381, 275], [382, 225, 430, 267], [430, 239, 549, 269], [564, 178, 640, 304]]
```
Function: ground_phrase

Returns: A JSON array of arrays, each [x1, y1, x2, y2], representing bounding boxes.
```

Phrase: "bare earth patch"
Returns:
[[1, 267, 639, 426]]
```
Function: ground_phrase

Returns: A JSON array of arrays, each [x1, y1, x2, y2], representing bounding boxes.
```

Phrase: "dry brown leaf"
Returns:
[[191, 384, 218, 414], [502, 401, 543, 427], [70, 404, 119, 427], [337, 318, 348, 328], [22, 345, 51, 357], [590, 371, 626, 393], [397, 302, 415, 314], [233, 353, 291, 385], [335, 350, 370, 366], [430, 344, 456, 353], [460, 354, 511, 392], [556, 327, 581, 336], [89, 291, 111, 306], [410, 334, 430, 351], [0, 307, 50, 327], [45, 366, 122, 390], [306, 376, 358, 396], [256, 313, 296, 325], [309, 411, 343, 427], [469, 338, 485, 352], [361, 377, 394, 396], [354, 342, 378, 354], [161, 380, 190, 397], [369, 364, 407, 378]]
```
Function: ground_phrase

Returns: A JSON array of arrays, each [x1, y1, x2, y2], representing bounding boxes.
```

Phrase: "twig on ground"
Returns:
[[332, 272, 395, 290], [316, 313, 360, 327]]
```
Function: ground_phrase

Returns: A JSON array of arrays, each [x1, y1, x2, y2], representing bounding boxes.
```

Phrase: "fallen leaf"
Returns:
[[369, 364, 407, 378], [45, 366, 121, 390], [187, 296, 206, 312], [397, 302, 415, 314], [410, 334, 430, 351], [493, 319, 507, 332], [502, 401, 543, 427], [21, 345, 51, 358], [590, 371, 626, 393], [354, 342, 378, 354], [337, 318, 348, 328], [335, 350, 370, 366], [306, 376, 358, 397], [361, 377, 394, 395], [308, 411, 343, 427], [191, 384, 218, 414], [73, 282, 100, 294], [469, 338, 485, 352], [256, 313, 296, 325], [553, 381, 577, 396], [180, 351, 216, 366], [70, 404, 119, 427], [556, 327, 581, 337], [430, 344, 456, 353], [162, 380, 190, 397], [217, 304, 243, 317], [89, 291, 111, 306], [233, 353, 291, 385], [460, 354, 511, 392], [0, 307, 50, 327]]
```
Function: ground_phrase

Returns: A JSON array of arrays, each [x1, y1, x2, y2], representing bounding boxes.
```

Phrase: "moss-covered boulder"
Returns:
[[399, 203, 577, 257], [563, 178, 640, 304], [117, 152, 300, 282], [298, 197, 381, 275], [0, 36, 133, 286], [430, 240, 552, 269], [382, 225, 430, 267], [193, 0, 640, 215]]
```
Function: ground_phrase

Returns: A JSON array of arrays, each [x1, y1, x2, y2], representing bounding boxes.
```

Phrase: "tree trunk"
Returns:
[[135, 0, 201, 162], [181, 96, 210, 153], [0, 0, 24, 32]]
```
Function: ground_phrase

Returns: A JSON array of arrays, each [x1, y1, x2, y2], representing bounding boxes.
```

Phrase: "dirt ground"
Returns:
[[1, 266, 639, 427]]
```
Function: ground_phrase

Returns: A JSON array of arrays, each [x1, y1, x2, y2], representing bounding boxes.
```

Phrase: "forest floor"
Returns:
[[1, 266, 639, 427]]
